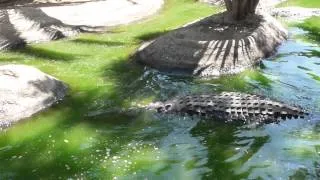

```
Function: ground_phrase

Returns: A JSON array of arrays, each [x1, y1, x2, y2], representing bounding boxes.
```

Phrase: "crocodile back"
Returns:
[[160, 92, 305, 123]]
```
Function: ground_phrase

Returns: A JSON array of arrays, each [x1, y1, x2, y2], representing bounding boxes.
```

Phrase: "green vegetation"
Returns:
[[282, 0, 320, 43], [296, 11, 320, 83], [277, 0, 320, 39], [278, 0, 320, 8], [297, 16, 320, 42], [308, 72, 320, 81]]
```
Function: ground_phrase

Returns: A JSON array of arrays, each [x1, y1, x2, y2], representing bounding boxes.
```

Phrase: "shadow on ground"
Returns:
[[13, 46, 83, 61], [71, 39, 126, 46]]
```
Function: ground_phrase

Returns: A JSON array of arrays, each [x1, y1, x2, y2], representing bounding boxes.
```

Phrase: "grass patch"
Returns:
[[278, 0, 320, 8], [297, 16, 320, 42], [281, 1, 320, 43]]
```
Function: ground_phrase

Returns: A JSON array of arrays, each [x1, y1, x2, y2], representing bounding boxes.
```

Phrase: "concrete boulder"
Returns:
[[0, 10, 25, 50], [136, 12, 288, 77], [7, 7, 81, 43], [0, 65, 68, 128], [0, 7, 80, 50]]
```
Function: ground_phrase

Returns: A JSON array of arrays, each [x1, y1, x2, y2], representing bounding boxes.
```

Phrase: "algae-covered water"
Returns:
[[0, 25, 320, 179]]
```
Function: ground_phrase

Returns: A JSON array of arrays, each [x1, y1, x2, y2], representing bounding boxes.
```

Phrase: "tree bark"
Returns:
[[224, 0, 260, 21], [249, 0, 260, 14], [224, 0, 232, 12], [231, 0, 239, 20]]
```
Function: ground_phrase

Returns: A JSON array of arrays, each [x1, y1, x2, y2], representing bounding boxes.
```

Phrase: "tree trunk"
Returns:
[[224, 0, 260, 20], [249, 0, 259, 14], [224, 0, 232, 12]]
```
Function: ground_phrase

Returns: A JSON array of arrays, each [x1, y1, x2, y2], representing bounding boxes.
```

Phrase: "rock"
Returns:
[[136, 12, 287, 77], [199, 0, 224, 6], [257, 0, 286, 11], [148, 92, 307, 124], [0, 7, 81, 50], [0, 0, 164, 49], [0, 10, 25, 50], [40, 0, 164, 27], [0, 65, 68, 128], [7, 7, 81, 43], [271, 7, 320, 21]]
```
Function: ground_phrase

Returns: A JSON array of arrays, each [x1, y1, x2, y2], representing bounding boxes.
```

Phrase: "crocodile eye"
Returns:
[[157, 107, 164, 113], [165, 104, 172, 110]]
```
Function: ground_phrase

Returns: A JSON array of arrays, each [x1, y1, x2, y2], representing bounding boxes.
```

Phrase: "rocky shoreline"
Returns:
[[0, 0, 164, 50]]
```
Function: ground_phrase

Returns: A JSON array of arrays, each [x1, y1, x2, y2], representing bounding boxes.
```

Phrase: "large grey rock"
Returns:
[[0, 7, 80, 50], [0, 0, 164, 50], [0, 65, 68, 128], [7, 7, 81, 43], [0, 10, 25, 50], [136, 12, 287, 77]]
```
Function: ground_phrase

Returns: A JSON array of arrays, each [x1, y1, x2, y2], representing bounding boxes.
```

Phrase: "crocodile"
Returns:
[[148, 92, 307, 124]]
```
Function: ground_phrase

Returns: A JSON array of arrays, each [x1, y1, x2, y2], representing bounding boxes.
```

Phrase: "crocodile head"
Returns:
[[147, 99, 178, 113]]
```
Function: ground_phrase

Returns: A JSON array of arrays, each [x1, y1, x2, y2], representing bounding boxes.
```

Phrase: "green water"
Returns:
[[1, 25, 320, 179]]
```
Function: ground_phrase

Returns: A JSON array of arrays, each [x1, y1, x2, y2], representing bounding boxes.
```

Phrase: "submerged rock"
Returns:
[[148, 92, 307, 124], [0, 65, 68, 128], [136, 12, 287, 77]]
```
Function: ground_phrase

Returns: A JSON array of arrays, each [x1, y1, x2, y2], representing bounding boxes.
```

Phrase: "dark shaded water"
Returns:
[[0, 28, 320, 179]]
